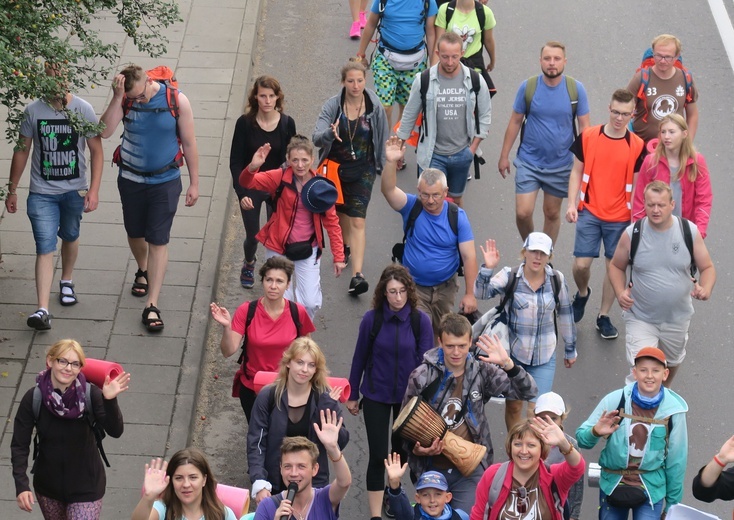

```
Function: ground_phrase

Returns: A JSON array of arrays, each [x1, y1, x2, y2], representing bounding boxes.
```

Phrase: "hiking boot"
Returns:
[[349, 273, 369, 295], [596, 314, 618, 340], [240, 257, 256, 289], [571, 287, 591, 323], [349, 20, 361, 39], [343, 245, 351, 267]]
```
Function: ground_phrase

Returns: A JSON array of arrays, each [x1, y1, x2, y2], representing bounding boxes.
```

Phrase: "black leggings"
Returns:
[[362, 397, 407, 491], [238, 386, 258, 422], [239, 189, 273, 263]]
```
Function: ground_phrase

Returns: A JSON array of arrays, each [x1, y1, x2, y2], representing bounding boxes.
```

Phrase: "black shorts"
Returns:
[[118, 176, 182, 245]]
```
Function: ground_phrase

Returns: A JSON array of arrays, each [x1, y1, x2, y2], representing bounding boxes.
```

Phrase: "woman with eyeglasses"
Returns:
[[247, 338, 349, 507], [470, 417, 584, 520], [11, 339, 130, 519], [346, 264, 433, 520]]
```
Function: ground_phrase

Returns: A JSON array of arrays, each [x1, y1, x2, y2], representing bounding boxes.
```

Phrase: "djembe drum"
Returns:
[[393, 396, 487, 476]]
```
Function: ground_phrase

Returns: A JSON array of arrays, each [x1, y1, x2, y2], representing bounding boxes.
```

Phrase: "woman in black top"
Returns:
[[230, 76, 297, 289], [247, 338, 349, 506], [11, 339, 129, 518]]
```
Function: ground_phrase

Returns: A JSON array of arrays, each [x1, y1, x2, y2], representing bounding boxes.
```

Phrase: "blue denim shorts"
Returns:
[[511, 352, 556, 400], [514, 158, 571, 198], [27, 191, 85, 255], [573, 209, 629, 259], [429, 146, 473, 197]]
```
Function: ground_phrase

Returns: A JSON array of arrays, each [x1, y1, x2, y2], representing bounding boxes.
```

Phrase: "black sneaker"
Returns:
[[349, 273, 369, 295], [596, 314, 619, 339], [571, 287, 592, 323], [343, 245, 351, 267]]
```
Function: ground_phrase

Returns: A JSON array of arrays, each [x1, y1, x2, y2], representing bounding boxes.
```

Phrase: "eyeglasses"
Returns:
[[610, 109, 633, 119], [418, 191, 443, 202], [127, 77, 149, 101], [56, 358, 82, 370], [653, 54, 676, 63], [387, 288, 407, 296], [516, 486, 529, 514]]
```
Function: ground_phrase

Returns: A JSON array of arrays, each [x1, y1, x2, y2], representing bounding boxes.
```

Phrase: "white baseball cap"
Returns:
[[535, 392, 566, 416], [523, 232, 553, 255]]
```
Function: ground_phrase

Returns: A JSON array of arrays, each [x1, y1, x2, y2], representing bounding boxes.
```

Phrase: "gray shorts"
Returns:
[[514, 158, 571, 199]]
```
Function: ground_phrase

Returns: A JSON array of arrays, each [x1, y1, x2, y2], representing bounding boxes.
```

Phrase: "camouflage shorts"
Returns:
[[371, 50, 426, 107]]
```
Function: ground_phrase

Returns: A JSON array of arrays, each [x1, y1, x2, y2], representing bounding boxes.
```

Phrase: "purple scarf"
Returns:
[[36, 368, 87, 419]]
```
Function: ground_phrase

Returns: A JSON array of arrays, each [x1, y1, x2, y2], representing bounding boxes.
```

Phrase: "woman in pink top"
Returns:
[[632, 113, 712, 238], [470, 417, 584, 520]]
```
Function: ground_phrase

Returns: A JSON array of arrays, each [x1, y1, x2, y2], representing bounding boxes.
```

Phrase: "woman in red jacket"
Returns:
[[632, 113, 712, 238], [470, 417, 584, 520], [239, 135, 346, 318]]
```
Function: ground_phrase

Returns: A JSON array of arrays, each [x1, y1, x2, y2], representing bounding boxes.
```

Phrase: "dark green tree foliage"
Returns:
[[0, 0, 181, 145]]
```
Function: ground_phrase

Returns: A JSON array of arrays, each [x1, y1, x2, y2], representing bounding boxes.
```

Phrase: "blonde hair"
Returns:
[[652, 34, 682, 55], [653, 113, 699, 182], [273, 338, 330, 409], [46, 339, 86, 368]]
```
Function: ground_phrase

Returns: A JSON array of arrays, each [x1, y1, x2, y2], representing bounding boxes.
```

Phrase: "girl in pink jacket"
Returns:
[[632, 113, 712, 238]]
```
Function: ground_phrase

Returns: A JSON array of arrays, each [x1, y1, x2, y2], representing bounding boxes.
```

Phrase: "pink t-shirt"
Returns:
[[231, 298, 316, 390], [287, 195, 316, 244]]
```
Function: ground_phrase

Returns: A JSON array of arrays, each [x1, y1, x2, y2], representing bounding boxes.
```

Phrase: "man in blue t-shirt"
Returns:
[[498, 41, 590, 244], [100, 64, 200, 333], [381, 136, 478, 340]]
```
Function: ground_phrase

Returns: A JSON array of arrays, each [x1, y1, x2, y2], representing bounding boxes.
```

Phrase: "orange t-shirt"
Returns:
[[571, 126, 644, 222]]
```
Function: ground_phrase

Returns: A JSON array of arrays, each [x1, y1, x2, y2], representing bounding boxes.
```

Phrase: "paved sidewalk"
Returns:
[[0, 0, 260, 516]]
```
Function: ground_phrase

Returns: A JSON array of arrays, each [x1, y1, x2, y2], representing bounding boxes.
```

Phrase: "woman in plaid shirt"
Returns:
[[474, 232, 576, 432]]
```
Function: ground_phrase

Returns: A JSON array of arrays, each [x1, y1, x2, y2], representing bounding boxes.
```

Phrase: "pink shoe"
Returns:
[[359, 11, 367, 29], [350, 20, 361, 40]]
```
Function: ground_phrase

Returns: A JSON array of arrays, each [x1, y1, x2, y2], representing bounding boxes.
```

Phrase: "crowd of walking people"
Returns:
[[5, 0, 731, 517]]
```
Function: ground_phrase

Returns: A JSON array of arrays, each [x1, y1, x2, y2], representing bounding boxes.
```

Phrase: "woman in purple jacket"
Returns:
[[346, 264, 434, 520]]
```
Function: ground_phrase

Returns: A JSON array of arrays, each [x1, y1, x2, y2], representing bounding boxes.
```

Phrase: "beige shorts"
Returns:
[[415, 274, 460, 338], [623, 312, 690, 383]]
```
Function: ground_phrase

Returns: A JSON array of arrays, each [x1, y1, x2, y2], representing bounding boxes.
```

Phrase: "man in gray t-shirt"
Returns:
[[609, 180, 715, 386], [397, 31, 491, 206], [4, 69, 103, 330]]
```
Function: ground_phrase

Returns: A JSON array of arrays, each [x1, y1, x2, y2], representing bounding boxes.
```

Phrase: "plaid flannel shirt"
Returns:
[[474, 264, 576, 365]]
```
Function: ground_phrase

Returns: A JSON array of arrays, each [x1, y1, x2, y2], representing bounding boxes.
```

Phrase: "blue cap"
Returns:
[[415, 471, 449, 491]]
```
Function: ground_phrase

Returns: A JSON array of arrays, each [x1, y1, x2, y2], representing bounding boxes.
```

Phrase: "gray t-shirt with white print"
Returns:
[[433, 72, 469, 156]]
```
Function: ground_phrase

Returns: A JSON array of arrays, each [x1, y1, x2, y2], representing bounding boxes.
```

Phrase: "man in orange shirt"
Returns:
[[565, 89, 644, 340]]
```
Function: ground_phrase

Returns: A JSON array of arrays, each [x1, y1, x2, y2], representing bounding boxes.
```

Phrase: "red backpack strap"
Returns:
[[636, 68, 651, 123]]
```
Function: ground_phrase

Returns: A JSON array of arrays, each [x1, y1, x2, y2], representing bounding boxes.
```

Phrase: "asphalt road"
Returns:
[[194, 0, 734, 517]]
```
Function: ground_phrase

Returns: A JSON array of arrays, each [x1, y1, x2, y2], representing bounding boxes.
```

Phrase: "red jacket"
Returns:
[[470, 457, 585, 520], [632, 140, 712, 238], [239, 165, 344, 262]]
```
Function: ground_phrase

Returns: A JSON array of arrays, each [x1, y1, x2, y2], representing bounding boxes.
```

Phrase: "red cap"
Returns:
[[634, 347, 667, 367]]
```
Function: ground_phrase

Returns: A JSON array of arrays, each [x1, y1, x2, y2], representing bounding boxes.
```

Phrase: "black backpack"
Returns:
[[32, 384, 110, 467]]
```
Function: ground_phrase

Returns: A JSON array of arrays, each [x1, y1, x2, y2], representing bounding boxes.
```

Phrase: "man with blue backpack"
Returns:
[[627, 34, 699, 145]]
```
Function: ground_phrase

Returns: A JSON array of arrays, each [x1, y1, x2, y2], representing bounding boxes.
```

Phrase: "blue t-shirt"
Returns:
[[371, 0, 438, 51], [120, 84, 181, 185], [152, 500, 237, 520], [399, 194, 473, 286], [513, 75, 589, 170]]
